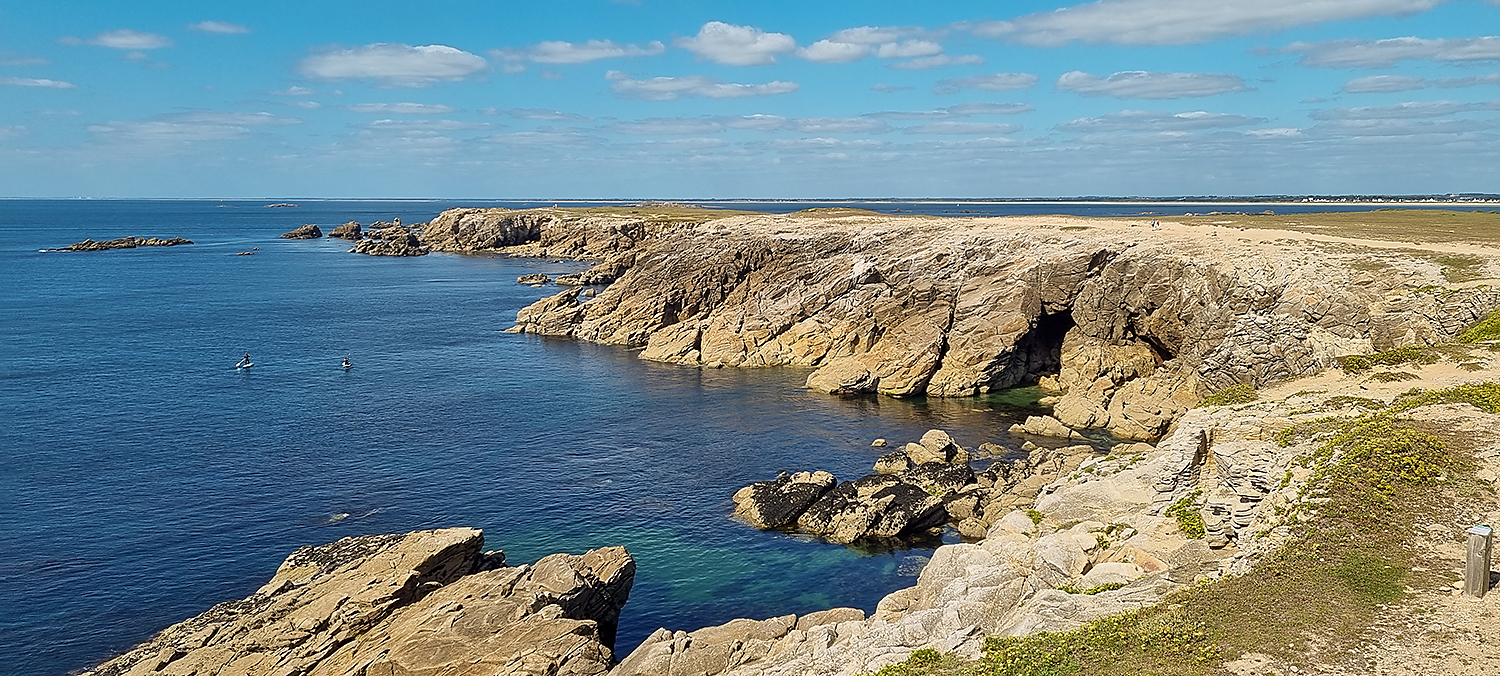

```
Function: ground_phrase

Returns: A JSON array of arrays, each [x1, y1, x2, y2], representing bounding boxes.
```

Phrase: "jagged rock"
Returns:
[[57, 236, 192, 251], [85, 528, 635, 676], [873, 449, 913, 475], [280, 224, 322, 239], [610, 609, 866, 676], [901, 462, 976, 495], [732, 470, 837, 529], [353, 226, 427, 256], [519, 273, 552, 285], [327, 221, 362, 240], [797, 475, 947, 544]]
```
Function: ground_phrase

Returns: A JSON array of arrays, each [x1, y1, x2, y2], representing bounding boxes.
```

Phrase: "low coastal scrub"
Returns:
[[1164, 490, 1206, 538], [1335, 345, 1442, 373], [1458, 307, 1500, 343], [1197, 384, 1256, 407], [861, 382, 1493, 676]]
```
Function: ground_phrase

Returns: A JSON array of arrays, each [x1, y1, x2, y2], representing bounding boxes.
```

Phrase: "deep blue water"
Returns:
[[2, 199, 1492, 676]]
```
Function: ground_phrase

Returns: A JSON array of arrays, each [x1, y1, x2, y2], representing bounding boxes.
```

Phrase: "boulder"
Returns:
[[872, 449, 913, 474], [84, 528, 635, 676], [731, 470, 837, 529], [518, 273, 552, 285], [797, 475, 947, 544], [901, 462, 976, 495], [1009, 414, 1088, 440], [327, 221, 362, 240], [280, 224, 322, 239]]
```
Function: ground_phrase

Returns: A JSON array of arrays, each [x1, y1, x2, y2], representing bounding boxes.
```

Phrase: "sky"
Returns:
[[2, 0, 1499, 198]]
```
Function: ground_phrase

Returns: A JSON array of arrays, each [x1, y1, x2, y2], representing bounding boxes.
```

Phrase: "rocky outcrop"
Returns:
[[465, 207, 1500, 441], [57, 236, 192, 251], [353, 226, 427, 257], [280, 224, 322, 239], [733, 470, 837, 529], [327, 221, 362, 240], [85, 528, 635, 676], [519, 273, 551, 285]]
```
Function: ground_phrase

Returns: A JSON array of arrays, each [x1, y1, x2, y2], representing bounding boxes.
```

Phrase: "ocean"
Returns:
[[2, 199, 1491, 676]]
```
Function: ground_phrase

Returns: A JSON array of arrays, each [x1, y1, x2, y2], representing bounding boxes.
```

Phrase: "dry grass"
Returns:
[[1170, 210, 1500, 245], [556, 204, 763, 223]]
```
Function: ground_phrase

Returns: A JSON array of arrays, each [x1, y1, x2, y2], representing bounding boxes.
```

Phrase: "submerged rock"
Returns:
[[84, 528, 634, 676], [279, 224, 322, 239]]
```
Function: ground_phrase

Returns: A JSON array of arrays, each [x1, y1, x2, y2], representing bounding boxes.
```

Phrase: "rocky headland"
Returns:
[[54, 236, 193, 251], [412, 206, 1500, 442]]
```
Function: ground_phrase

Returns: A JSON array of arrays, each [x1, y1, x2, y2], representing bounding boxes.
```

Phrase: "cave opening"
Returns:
[[996, 308, 1075, 389]]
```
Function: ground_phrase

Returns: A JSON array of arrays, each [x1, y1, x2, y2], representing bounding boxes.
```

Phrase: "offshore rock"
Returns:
[[519, 273, 552, 285], [327, 221, 362, 240], [84, 528, 635, 676], [796, 475, 947, 544], [732, 470, 838, 529], [58, 236, 192, 251], [279, 224, 322, 239], [353, 226, 428, 257]]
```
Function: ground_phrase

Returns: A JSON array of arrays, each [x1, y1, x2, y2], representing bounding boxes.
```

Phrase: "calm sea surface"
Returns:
[[2, 199, 1492, 676]]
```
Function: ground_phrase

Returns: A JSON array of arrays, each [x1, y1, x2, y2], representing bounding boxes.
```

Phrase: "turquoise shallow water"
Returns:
[[6, 199, 1488, 676]]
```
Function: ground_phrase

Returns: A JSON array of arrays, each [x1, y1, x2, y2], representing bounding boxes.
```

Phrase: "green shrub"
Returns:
[[1458, 307, 1500, 343], [1166, 490, 1206, 538], [1026, 509, 1045, 525], [1199, 384, 1257, 407]]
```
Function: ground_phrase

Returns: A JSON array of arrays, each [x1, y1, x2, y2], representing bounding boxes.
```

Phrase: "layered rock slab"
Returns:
[[85, 528, 635, 676]]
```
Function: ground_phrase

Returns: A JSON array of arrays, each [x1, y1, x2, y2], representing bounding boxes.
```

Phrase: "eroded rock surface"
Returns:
[[280, 224, 322, 239], [353, 225, 428, 257], [85, 528, 635, 676], [327, 221, 362, 240], [57, 236, 193, 251]]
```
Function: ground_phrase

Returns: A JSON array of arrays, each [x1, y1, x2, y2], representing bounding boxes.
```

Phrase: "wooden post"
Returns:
[[1467, 525, 1493, 598]]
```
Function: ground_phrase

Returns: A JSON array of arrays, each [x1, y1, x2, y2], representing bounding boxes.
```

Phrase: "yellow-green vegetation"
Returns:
[[1025, 509, 1045, 525], [1165, 490, 1206, 538], [1198, 384, 1257, 407], [558, 203, 761, 223], [1458, 307, 1500, 343], [858, 382, 1495, 676], [1172, 209, 1500, 246], [1418, 252, 1487, 283], [1335, 345, 1443, 373], [1364, 370, 1419, 383]]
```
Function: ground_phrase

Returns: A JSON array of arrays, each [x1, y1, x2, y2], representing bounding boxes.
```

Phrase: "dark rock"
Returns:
[[518, 273, 551, 285], [873, 449, 913, 475], [328, 221, 362, 240], [280, 224, 322, 239], [732, 470, 837, 529], [901, 461, 976, 495], [353, 226, 428, 257], [58, 236, 192, 251], [796, 474, 946, 544]]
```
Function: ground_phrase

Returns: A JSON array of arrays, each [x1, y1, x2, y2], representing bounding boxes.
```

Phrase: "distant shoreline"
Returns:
[[2, 197, 1497, 206]]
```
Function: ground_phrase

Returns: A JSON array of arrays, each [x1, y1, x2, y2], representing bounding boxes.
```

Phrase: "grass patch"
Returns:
[[1458, 307, 1500, 343], [557, 204, 762, 223], [1169, 210, 1500, 246], [1165, 490, 1206, 538], [1026, 509, 1045, 525], [1199, 384, 1257, 407], [1365, 371, 1419, 383], [872, 382, 1493, 676], [1335, 345, 1442, 374]]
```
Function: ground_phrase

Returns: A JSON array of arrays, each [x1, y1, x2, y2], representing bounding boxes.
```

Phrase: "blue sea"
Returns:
[[2, 199, 1493, 676]]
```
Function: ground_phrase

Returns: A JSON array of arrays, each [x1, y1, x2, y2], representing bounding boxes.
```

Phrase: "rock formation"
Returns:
[[85, 528, 635, 676], [57, 237, 192, 251], [411, 207, 1500, 441], [353, 225, 427, 257], [519, 273, 551, 285], [279, 224, 322, 239], [327, 221, 362, 240]]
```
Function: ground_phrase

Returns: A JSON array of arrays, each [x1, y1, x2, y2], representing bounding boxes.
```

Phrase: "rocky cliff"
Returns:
[[419, 207, 1500, 441], [86, 528, 635, 676]]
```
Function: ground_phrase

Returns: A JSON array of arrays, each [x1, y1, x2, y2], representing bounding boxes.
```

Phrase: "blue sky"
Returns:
[[2, 0, 1499, 198]]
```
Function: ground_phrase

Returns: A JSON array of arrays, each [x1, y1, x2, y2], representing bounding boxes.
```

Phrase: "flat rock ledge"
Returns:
[[733, 429, 1118, 544], [55, 237, 193, 251], [85, 527, 635, 676]]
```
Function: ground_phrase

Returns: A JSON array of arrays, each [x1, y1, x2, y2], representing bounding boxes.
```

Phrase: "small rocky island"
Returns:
[[279, 224, 322, 239], [53, 236, 192, 251]]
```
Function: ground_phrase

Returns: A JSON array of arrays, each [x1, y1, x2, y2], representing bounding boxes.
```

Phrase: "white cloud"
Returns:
[[364, 118, 494, 132], [905, 121, 1022, 134], [1, 77, 77, 89], [84, 29, 173, 50], [346, 102, 456, 114], [1246, 127, 1304, 137], [972, 0, 1443, 47], [828, 26, 916, 45], [1345, 73, 1500, 93], [790, 118, 892, 133], [1057, 109, 1265, 132], [889, 54, 984, 70], [496, 108, 594, 121], [1311, 116, 1500, 137], [0, 125, 25, 140], [1285, 36, 1500, 68], [300, 44, 487, 87], [876, 40, 943, 59], [1057, 71, 1251, 99], [872, 83, 914, 93], [933, 72, 1039, 94], [188, 21, 250, 34], [677, 21, 797, 66], [89, 111, 301, 144], [271, 86, 317, 96], [798, 40, 873, 63], [721, 114, 790, 130], [482, 129, 603, 149], [868, 103, 1033, 120], [0, 53, 49, 66], [610, 118, 723, 135], [606, 71, 798, 100], [494, 39, 666, 64], [1310, 99, 1500, 120]]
